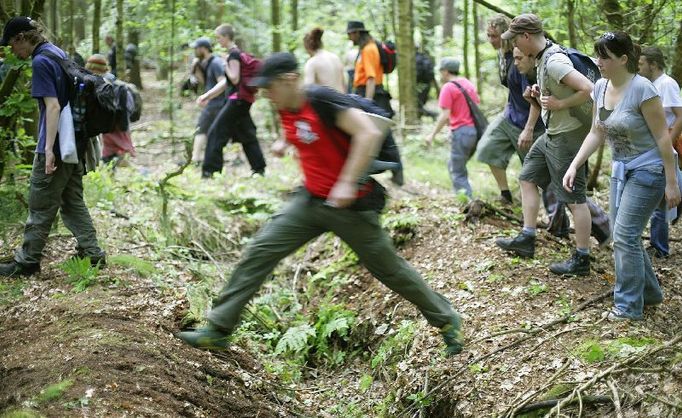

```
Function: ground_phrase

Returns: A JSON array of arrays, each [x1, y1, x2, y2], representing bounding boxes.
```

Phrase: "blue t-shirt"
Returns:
[[503, 52, 544, 132], [31, 42, 70, 154]]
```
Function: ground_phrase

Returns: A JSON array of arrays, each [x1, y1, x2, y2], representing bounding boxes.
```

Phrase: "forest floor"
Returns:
[[1, 71, 681, 418]]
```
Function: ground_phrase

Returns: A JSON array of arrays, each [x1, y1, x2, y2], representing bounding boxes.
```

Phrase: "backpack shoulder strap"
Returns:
[[38, 50, 72, 76], [449, 80, 477, 109], [305, 86, 352, 157]]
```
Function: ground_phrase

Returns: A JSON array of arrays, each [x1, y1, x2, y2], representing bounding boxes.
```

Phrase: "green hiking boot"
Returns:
[[176, 325, 231, 350], [440, 314, 464, 356]]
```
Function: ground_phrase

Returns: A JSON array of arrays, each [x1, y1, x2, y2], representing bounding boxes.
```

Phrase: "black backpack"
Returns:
[[415, 52, 434, 83], [543, 45, 601, 127], [376, 40, 397, 74], [306, 86, 402, 175], [40, 50, 129, 141]]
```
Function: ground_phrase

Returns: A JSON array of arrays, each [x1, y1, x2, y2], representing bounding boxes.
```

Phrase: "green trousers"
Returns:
[[15, 153, 102, 265], [208, 189, 457, 331]]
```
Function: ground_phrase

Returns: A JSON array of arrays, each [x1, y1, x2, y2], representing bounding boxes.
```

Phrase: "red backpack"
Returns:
[[232, 49, 262, 103]]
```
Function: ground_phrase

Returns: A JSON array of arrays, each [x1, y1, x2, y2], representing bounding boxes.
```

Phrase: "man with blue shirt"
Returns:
[[0, 17, 105, 277], [190, 37, 226, 165]]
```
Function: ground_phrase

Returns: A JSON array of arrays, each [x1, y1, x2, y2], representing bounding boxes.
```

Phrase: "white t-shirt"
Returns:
[[652, 73, 682, 128]]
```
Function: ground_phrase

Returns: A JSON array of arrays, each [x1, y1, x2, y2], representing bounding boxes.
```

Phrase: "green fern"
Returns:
[[275, 324, 315, 355], [61, 257, 100, 293]]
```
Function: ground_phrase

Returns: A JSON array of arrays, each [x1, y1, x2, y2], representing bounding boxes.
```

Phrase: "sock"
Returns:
[[501, 190, 512, 202], [576, 247, 590, 256], [522, 227, 536, 237]]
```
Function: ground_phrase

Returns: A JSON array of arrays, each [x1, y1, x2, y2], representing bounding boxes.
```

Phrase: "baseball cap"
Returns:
[[191, 37, 212, 51], [1, 16, 36, 46], [248, 52, 298, 88], [500, 14, 543, 40], [439, 58, 460, 74]]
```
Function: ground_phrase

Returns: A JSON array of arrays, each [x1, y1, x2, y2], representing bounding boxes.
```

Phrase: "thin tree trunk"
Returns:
[[566, 0, 577, 48], [20, 0, 31, 15], [463, 0, 470, 79], [74, 0, 86, 42], [271, 0, 281, 52], [420, 0, 436, 54], [92, 0, 101, 54], [289, 0, 298, 53], [128, 30, 143, 89], [115, 0, 124, 80], [601, 0, 623, 30], [397, 0, 418, 126], [672, 20, 682, 85], [63, 0, 74, 48], [473, 0, 481, 94], [442, 0, 453, 40], [50, 0, 58, 42]]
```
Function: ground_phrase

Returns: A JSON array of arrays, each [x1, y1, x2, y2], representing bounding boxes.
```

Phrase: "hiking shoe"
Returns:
[[495, 232, 535, 258], [75, 249, 107, 267], [201, 171, 214, 179], [601, 308, 641, 321], [549, 251, 590, 276], [646, 246, 668, 259], [176, 325, 231, 350], [390, 169, 404, 186], [0, 261, 40, 277], [440, 314, 464, 356]]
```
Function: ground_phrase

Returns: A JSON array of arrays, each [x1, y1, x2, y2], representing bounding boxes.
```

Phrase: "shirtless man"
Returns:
[[303, 27, 345, 92]]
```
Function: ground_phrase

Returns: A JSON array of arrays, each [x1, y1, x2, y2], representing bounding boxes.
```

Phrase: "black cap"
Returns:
[[1, 16, 35, 46], [191, 37, 212, 51], [346, 21, 368, 34], [248, 52, 298, 88]]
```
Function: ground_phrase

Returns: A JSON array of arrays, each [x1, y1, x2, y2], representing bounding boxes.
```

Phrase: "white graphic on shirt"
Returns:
[[295, 120, 318, 144]]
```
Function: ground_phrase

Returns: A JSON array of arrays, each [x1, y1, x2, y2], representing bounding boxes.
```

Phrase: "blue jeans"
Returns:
[[649, 209, 669, 256], [609, 166, 665, 319], [448, 126, 477, 198]]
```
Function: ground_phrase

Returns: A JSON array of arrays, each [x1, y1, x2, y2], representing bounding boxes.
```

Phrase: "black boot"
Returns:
[[74, 249, 107, 267], [549, 251, 590, 276], [0, 261, 40, 277], [495, 232, 535, 258]]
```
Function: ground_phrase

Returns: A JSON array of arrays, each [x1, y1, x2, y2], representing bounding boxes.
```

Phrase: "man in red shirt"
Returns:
[[427, 58, 480, 198], [177, 53, 464, 356]]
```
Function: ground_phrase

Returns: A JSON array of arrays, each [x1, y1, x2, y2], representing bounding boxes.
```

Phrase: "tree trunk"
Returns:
[[92, 0, 101, 54], [473, 0, 481, 94], [74, 0, 86, 42], [63, 0, 74, 48], [30, 0, 46, 20], [442, 0, 453, 40], [462, 0, 470, 79], [128, 30, 143, 89], [289, 0, 298, 53], [397, 0, 418, 126], [20, 0, 31, 15], [0, 0, 15, 24], [566, 0, 577, 48], [672, 20, 682, 85], [49, 0, 58, 43], [271, 0, 281, 52], [420, 0, 436, 54], [115, 0, 124, 80]]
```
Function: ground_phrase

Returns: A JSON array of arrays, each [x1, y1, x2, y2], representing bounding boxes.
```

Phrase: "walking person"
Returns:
[[303, 27, 345, 93], [495, 14, 594, 275], [426, 58, 480, 199], [176, 53, 464, 356], [563, 32, 680, 320], [477, 14, 545, 205], [200, 24, 266, 178], [638, 46, 682, 258], [0, 17, 105, 277], [190, 37, 226, 165], [346, 21, 393, 117]]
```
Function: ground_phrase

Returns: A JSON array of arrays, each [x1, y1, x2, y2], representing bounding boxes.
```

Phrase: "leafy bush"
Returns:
[[61, 257, 100, 292]]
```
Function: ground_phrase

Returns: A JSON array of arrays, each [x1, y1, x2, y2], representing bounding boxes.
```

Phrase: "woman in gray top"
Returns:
[[563, 32, 680, 321]]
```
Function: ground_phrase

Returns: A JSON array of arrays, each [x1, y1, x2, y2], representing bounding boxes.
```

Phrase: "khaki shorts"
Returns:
[[518, 127, 589, 204]]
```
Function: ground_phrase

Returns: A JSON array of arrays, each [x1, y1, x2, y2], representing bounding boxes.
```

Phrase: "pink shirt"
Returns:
[[438, 77, 480, 130]]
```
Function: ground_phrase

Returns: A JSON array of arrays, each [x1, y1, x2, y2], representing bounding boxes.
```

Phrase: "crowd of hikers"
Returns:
[[1, 12, 681, 357]]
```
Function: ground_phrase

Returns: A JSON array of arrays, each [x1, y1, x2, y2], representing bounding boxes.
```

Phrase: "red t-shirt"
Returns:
[[438, 77, 480, 130], [278, 86, 373, 199]]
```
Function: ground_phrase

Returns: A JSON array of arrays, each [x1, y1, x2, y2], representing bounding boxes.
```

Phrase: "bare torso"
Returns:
[[304, 49, 346, 93]]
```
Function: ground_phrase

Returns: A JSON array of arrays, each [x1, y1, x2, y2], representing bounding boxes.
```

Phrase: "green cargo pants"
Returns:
[[207, 189, 458, 332], [15, 153, 102, 265]]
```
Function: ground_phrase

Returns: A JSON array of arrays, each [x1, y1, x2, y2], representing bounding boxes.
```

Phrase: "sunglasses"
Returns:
[[601, 32, 616, 41]]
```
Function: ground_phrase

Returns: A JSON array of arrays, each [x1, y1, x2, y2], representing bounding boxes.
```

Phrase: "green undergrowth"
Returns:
[[60, 257, 101, 293], [108, 254, 157, 277], [573, 336, 659, 364]]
